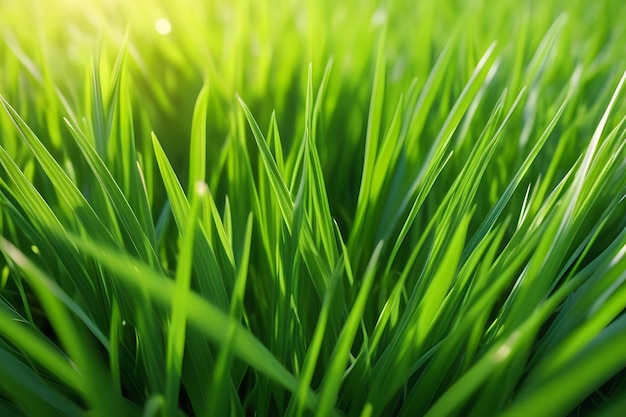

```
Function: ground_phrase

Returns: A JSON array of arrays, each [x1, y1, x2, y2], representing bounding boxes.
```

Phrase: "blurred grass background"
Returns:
[[1, 0, 626, 416]]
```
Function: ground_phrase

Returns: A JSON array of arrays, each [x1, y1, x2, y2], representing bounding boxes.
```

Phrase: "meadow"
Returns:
[[1, 0, 625, 415]]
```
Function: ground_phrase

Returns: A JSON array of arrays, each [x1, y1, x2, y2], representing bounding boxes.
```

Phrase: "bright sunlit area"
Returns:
[[1, 0, 626, 416]]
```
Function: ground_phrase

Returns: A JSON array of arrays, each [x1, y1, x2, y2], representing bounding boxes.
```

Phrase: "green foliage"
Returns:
[[1, 0, 626, 415]]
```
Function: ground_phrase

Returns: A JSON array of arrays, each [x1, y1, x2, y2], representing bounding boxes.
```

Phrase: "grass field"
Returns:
[[1, 0, 626, 415]]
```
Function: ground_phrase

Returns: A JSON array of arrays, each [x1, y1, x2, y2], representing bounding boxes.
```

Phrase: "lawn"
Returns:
[[1, 0, 626, 415]]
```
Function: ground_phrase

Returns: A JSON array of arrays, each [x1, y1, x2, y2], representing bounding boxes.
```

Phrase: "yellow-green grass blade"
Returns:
[[62, 232, 319, 408], [202, 213, 253, 417], [0, 306, 83, 395], [0, 346, 83, 417], [353, 30, 387, 244], [188, 82, 210, 193], [0, 239, 123, 416], [0, 96, 118, 248], [64, 119, 160, 268], [500, 314, 626, 417], [164, 181, 206, 416], [152, 132, 231, 309]]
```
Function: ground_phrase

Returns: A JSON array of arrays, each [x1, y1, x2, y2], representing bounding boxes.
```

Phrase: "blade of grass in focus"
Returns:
[[1, 0, 626, 415]]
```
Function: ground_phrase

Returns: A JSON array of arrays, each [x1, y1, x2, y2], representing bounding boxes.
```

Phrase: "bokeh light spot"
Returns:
[[154, 18, 172, 35]]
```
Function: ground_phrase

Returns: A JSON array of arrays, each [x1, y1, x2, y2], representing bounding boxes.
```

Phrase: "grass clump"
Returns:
[[1, 0, 626, 415]]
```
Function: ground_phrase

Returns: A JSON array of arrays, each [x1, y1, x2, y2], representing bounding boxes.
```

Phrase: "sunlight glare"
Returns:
[[155, 18, 172, 35]]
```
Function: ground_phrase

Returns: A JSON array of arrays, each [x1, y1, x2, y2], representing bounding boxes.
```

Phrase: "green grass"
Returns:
[[1, 0, 626, 415]]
